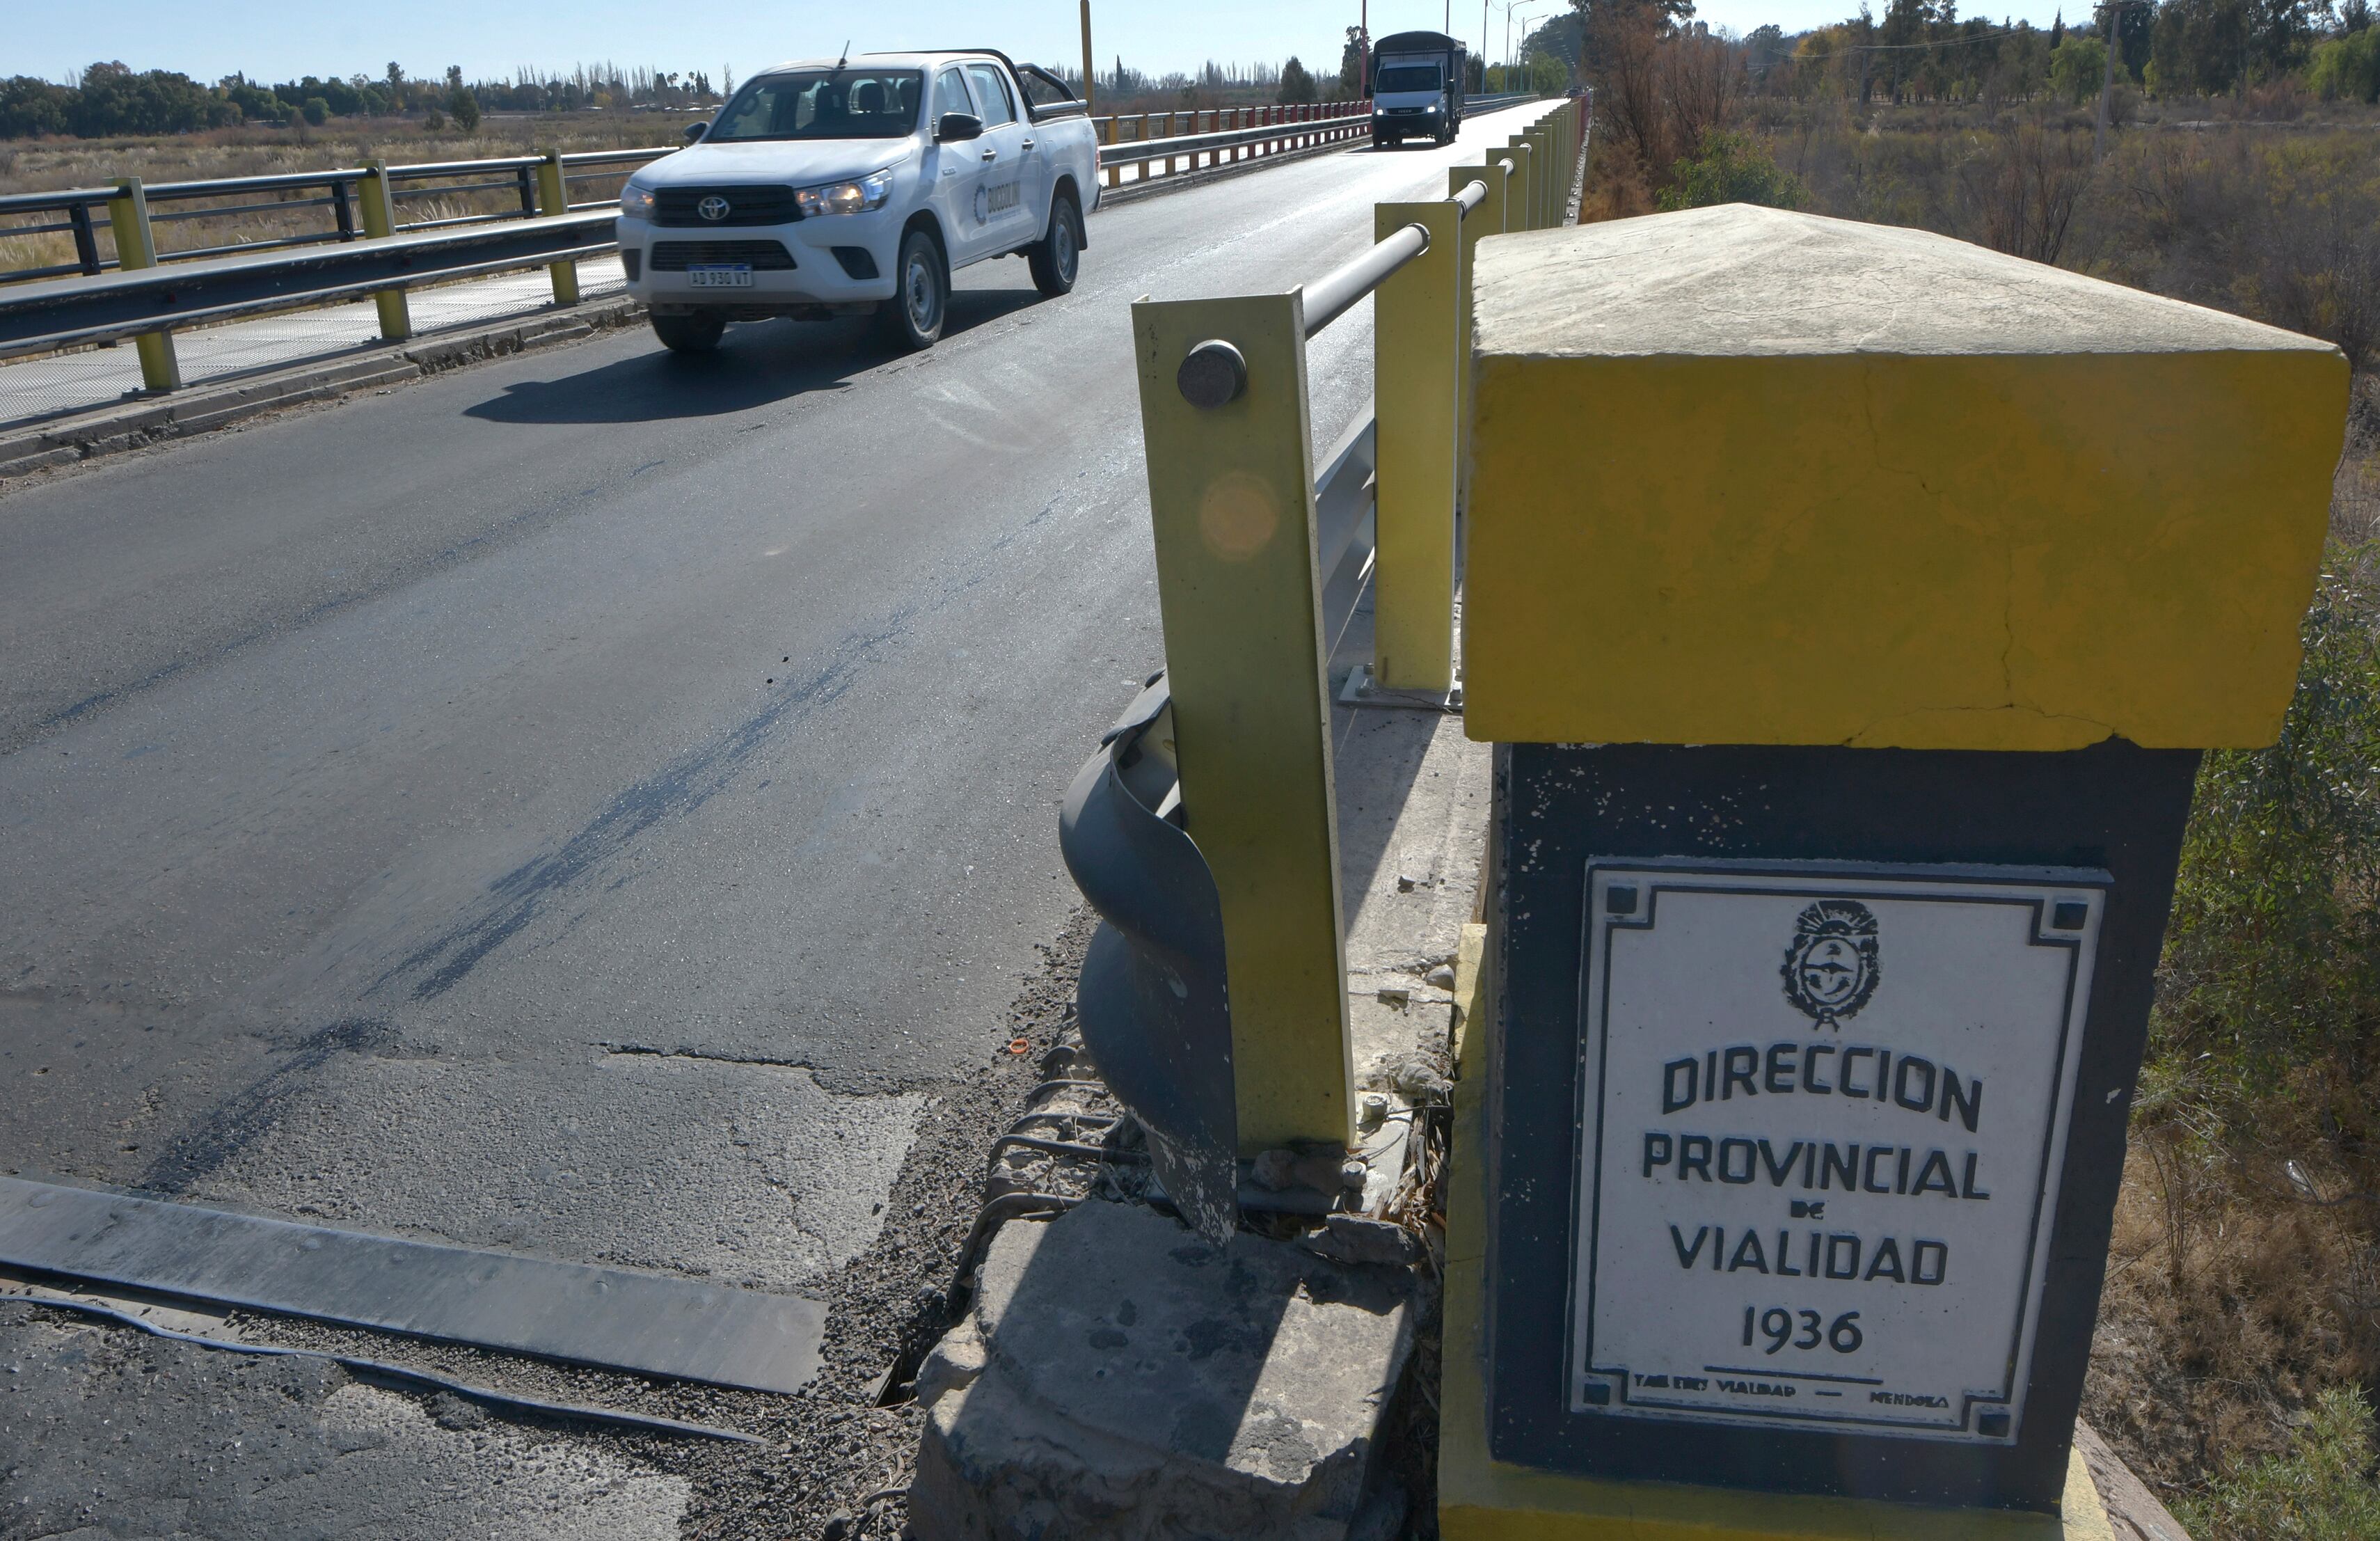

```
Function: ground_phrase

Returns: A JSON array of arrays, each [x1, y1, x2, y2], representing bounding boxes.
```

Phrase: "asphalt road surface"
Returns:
[[0, 106, 1537, 1533]]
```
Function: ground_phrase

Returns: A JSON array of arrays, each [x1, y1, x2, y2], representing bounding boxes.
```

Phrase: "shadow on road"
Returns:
[[463, 287, 1045, 425]]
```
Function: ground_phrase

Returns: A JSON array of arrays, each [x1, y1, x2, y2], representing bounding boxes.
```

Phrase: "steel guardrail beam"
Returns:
[[0, 211, 615, 358]]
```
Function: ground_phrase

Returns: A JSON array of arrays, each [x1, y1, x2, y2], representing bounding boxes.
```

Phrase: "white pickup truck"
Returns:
[[616, 51, 1100, 353]]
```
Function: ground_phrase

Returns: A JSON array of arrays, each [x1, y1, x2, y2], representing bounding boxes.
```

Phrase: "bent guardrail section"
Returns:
[[1058, 676, 1238, 1245], [1064, 95, 1582, 1200]]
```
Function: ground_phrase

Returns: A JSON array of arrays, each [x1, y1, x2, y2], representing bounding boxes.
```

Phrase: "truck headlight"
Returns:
[[619, 182, 656, 219], [796, 168, 894, 218]]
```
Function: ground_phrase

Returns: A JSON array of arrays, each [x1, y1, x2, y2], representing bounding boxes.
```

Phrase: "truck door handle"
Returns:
[[1020, 138, 1035, 148], [981, 147, 998, 161]]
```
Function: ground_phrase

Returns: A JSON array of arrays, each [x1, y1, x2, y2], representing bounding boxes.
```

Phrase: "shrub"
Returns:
[[301, 96, 328, 127], [1658, 128, 1807, 210], [2153, 546, 2380, 1095], [2177, 1387, 2380, 1540]]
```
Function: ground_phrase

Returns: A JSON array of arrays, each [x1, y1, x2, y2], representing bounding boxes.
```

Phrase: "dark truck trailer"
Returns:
[[1370, 31, 1468, 148]]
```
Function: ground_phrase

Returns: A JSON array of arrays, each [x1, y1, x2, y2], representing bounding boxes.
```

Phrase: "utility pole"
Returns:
[[1361, 0, 1370, 97], [2093, 0, 2120, 161], [1081, 0, 1095, 113]]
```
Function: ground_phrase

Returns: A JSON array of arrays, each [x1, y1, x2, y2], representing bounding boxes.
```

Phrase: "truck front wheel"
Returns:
[[878, 228, 947, 351], [651, 312, 726, 354]]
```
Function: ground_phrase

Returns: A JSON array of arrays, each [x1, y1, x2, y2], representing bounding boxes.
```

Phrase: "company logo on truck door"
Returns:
[[973, 181, 1021, 223]]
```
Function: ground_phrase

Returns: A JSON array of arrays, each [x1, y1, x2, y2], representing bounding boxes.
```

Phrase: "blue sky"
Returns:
[[15, 0, 2074, 88]]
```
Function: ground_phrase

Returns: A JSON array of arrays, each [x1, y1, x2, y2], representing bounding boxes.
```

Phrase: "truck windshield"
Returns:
[[706, 70, 923, 141], [1377, 65, 1443, 93]]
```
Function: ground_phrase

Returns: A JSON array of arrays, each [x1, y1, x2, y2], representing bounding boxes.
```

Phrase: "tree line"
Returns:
[[0, 61, 731, 141], [1549, 0, 2380, 109]]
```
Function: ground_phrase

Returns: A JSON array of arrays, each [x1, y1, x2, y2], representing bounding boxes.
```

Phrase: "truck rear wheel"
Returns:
[[651, 312, 725, 354], [1028, 190, 1083, 299]]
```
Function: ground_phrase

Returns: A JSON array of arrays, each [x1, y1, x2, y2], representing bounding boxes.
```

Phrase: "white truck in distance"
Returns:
[[1369, 31, 1468, 148], [617, 52, 1099, 354]]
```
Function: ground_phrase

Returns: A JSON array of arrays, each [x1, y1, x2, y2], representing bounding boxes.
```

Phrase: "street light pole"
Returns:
[[1080, 0, 1095, 114]]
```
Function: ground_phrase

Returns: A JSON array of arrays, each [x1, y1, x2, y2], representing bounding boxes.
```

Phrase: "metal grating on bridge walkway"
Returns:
[[0, 1175, 821, 1395]]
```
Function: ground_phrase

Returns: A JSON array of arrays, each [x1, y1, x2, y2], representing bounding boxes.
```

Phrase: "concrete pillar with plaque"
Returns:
[[1438, 205, 2347, 1538]]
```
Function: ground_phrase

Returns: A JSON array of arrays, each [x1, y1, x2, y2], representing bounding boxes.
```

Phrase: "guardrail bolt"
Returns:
[[1177, 339, 1248, 409]]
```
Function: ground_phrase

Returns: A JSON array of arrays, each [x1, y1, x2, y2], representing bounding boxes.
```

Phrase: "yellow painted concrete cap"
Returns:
[[1463, 204, 2347, 750]]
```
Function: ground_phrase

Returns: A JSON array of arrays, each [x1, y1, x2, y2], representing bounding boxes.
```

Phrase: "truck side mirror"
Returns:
[[936, 111, 983, 143], [683, 120, 708, 143]]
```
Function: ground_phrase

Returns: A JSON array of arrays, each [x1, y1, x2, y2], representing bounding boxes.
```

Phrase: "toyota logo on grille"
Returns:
[[697, 196, 731, 222]]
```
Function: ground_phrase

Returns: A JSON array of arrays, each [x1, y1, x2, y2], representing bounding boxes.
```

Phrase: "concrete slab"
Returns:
[[1462, 205, 2347, 752], [912, 1199, 1413, 1541]]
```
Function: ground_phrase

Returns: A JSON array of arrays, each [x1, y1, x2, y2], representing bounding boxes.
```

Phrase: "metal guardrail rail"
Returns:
[[0, 91, 1548, 392], [0, 212, 617, 360], [0, 148, 665, 287]]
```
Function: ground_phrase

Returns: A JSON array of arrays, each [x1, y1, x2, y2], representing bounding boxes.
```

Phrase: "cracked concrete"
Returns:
[[166, 1050, 921, 1292]]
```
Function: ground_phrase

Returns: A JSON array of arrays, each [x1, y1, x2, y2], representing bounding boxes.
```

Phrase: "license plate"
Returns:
[[687, 266, 753, 288]]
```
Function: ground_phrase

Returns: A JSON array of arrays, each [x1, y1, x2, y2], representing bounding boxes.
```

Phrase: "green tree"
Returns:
[[2049, 33, 2110, 102], [1341, 26, 1367, 95], [68, 62, 239, 136], [2309, 26, 2380, 99], [1658, 127, 1808, 210], [448, 83, 479, 130], [0, 76, 75, 139], [301, 95, 328, 125], [1278, 55, 1317, 103]]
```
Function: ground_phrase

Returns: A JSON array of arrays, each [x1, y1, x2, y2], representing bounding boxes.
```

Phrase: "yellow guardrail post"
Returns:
[[1130, 292, 1354, 1156], [1372, 199, 1463, 695], [1447, 161, 1505, 498], [1530, 122, 1555, 226], [535, 150, 580, 306], [105, 178, 181, 393], [358, 161, 413, 342], [1505, 137, 1538, 230]]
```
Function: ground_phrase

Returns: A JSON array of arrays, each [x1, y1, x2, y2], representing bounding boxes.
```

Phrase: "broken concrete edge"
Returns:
[[912, 1198, 1418, 1541], [1434, 912, 2179, 1541], [0, 295, 644, 484]]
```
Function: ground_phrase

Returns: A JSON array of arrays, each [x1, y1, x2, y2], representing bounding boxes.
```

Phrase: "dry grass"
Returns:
[[2088, 1094, 2380, 1503], [0, 113, 685, 280]]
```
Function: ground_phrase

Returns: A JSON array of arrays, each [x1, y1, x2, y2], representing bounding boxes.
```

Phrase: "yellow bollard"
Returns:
[[358, 161, 413, 342], [534, 150, 580, 306], [1129, 292, 1355, 1155], [1372, 200, 1463, 695], [105, 178, 181, 393]]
